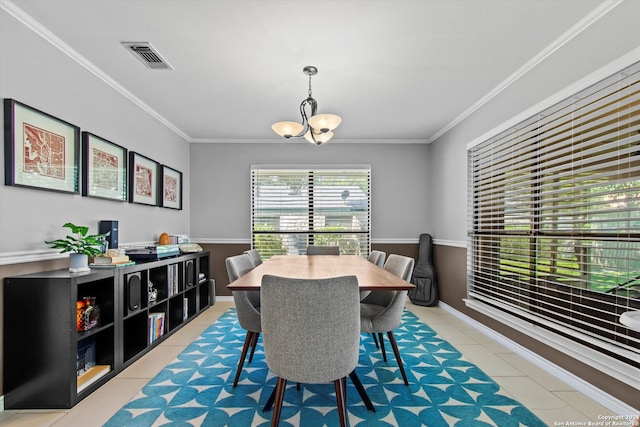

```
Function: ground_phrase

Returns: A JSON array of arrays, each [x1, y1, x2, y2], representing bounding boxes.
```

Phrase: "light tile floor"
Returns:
[[0, 301, 623, 426]]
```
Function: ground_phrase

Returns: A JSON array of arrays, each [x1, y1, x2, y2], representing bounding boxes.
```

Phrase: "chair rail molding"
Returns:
[[0, 242, 157, 265]]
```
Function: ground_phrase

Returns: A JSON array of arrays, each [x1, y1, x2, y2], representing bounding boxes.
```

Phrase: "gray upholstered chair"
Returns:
[[306, 245, 340, 255], [261, 274, 360, 427], [361, 250, 387, 300], [244, 248, 263, 267], [226, 253, 260, 387], [367, 250, 386, 267], [360, 254, 415, 386]]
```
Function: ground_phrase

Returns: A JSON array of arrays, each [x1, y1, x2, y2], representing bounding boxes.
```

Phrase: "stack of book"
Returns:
[[168, 264, 179, 296], [148, 312, 165, 344], [90, 253, 135, 268]]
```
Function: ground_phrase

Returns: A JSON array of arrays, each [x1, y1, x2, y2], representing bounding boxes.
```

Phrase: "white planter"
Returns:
[[69, 253, 90, 273]]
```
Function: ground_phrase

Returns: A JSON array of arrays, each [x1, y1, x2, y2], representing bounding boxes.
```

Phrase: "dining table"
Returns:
[[226, 254, 415, 291], [226, 254, 415, 413]]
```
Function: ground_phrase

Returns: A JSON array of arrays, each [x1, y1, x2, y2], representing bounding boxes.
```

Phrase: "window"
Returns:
[[468, 61, 640, 385], [251, 166, 371, 259]]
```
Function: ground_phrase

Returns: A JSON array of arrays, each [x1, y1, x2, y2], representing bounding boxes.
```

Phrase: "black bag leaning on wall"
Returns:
[[408, 233, 439, 306]]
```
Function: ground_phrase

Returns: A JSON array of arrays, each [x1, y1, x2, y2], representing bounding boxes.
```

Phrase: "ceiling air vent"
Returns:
[[121, 42, 173, 70]]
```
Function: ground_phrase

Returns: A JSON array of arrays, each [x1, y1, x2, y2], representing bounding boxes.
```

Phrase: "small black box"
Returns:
[[99, 220, 118, 249]]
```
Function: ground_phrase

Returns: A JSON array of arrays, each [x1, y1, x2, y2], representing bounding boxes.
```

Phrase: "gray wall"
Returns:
[[0, 9, 191, 254], [190, 142, 430, 241], [427, 0, 640, 243]]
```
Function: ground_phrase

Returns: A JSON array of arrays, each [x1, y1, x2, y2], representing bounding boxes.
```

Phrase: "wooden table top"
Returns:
[[226, 255, 415, 291]]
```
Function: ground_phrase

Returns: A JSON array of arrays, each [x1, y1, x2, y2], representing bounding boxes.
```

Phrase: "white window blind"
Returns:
[[251, 166, 371, 259], [467, 61, 640, 375]]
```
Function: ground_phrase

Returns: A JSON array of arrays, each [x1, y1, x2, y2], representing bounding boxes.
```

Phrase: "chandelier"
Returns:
[[271, 66, 342, 145]]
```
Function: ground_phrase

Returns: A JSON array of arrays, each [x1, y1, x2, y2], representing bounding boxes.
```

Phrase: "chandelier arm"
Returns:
[[271, 65, 338, 144], [287, 96, 318, 139]]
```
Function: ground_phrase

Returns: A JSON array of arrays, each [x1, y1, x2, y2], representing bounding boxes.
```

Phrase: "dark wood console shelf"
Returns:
[[3, 251, 211, 409]]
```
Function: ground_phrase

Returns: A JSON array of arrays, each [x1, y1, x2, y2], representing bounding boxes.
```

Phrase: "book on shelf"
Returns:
[[91, 254, 130, 264], [77, 364, 111, 393], [148, 312, 165, 344], [90, 260, 136, 268], [168, 264, 179, 296]]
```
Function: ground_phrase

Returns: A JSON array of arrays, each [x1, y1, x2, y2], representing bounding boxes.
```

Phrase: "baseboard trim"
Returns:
[[438, 302, 638, 414], [215, 296, 234, 303]]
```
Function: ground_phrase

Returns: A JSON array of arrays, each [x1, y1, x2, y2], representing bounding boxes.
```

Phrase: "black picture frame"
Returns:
[[128, 152, 159, 206], [4, 98, 80, 193], [160, 165, 183, 210], [82, 132, 127, 201]]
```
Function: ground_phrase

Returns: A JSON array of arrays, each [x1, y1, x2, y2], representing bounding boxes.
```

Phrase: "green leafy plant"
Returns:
[[45, 222, 109, 256]]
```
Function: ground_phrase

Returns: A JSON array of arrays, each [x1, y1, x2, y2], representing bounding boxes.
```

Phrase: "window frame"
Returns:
[[467, 61, 640, 388], [250, 165, 371, 259]]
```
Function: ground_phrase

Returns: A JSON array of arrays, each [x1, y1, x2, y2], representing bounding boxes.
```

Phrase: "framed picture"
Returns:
[[4, 98, 80, 193], [82, 132, 127, 201], [160, 165, 182, 210], [129, 152, 159, 206]]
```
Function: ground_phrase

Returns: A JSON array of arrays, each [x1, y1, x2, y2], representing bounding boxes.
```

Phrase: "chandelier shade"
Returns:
[[308, 114, 342, 133], [272, 66, 341, 145], [271, 121, 304, 138], [304, 130, 334, 145]]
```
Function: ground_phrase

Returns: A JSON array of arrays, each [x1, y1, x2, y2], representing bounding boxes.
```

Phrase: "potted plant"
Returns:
[[45, 222, 109, 272]]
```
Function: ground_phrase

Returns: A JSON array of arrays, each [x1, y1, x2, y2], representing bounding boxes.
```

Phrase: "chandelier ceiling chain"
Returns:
[[271, 66, 342, 145]]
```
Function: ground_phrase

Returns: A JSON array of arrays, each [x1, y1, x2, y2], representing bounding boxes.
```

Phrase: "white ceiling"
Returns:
[[2, 0, 616, 143]]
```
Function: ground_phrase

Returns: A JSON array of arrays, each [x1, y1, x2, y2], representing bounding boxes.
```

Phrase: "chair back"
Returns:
[[384, 254, 415, 282], [244, 249, 263, 267], [260, 274, 360, 384], [225, 253, 254, 282], [363, 254, 414, 307], [226, 253, 260, 310], [307, 245, 340, 255], [367, 250, 386, 267]]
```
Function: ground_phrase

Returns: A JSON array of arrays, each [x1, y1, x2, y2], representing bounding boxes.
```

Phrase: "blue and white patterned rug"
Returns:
[[104, 309, 546, 426]]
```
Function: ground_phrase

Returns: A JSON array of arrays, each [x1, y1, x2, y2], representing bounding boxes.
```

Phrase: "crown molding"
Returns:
[[432, 0, 624, 145], [467, 44, 640, 151], [0, 0, 190, 142], [189, 138, 430, 144]]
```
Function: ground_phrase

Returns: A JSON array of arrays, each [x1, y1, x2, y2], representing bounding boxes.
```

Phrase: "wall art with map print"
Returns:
[[4, 98, 79, 193], [128, 152, 159, 206], [82, 132, 127, 201], [160, 165, 182, 210]]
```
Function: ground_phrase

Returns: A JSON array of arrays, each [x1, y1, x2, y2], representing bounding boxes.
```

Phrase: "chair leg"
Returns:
[[387, 331, 409, 386], [378, 333, 387, 361], [233, 331, 254, 387], [371, 332, 379, 348], [248, 332, 260, 363], [333, 378, 348, 427], [271, 377, 287, 426], [349, 370, 375, 412]]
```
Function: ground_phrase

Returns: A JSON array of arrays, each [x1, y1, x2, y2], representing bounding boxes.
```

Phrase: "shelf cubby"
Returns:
[[3, 251, 211, 409]]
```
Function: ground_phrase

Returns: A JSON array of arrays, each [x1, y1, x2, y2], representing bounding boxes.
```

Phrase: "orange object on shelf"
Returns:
[[159, 232, 170, 245], [76, 300, 86, 331]]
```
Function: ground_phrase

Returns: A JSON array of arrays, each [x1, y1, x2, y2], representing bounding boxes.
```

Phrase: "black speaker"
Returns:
[[99, 220, 119, 249], [186, 260, 195, 287], [126, 273, 141, 312]]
